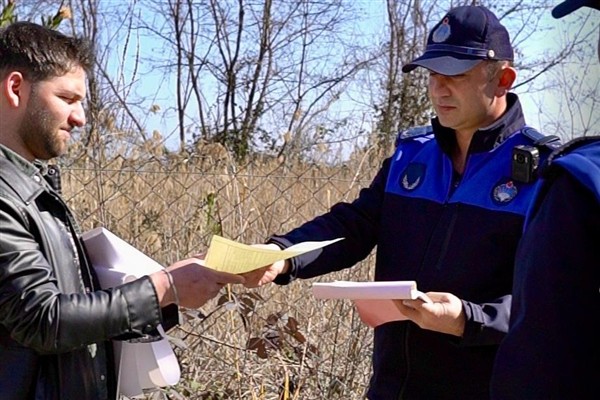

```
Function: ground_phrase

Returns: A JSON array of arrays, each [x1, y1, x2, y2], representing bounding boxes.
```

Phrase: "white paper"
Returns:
[[312, 280, 429, 300], [119, 326, 180, 390], [82, 227, 181, 398], [285, 239, 343, 253], [82, 227, 164, 284], [312, 281, 432, 328]]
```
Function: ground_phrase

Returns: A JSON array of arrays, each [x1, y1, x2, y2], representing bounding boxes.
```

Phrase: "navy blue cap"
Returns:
[[402, 6, 514, 76], [552, 0, 600, 18]]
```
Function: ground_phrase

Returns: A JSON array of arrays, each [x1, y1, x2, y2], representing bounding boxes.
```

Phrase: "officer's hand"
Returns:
[[394, 292, 465, 337], [240, 244, 288, 288]]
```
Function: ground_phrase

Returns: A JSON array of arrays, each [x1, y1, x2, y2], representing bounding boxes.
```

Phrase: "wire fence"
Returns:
[[59, 144, 389, 399]]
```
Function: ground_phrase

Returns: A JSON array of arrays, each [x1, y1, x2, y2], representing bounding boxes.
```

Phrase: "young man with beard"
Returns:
[[0, 22, 244, 400]]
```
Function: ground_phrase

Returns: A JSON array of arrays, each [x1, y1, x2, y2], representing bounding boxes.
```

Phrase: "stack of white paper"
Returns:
[[82, 227, 181, 398], [312, 280, 432, 328], [312, 280, 425, 300]]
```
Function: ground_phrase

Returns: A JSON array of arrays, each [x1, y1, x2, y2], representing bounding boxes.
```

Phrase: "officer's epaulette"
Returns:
[[395, 125, 433, 147], [544, 135, 600, 167], [521, 127, 562, 153]]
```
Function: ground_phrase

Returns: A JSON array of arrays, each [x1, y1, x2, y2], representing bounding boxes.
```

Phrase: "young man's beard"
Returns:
[[18, 98, 69, 160]]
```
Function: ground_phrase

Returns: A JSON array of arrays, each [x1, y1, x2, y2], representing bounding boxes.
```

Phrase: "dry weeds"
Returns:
[[60, 143, 388, 400]]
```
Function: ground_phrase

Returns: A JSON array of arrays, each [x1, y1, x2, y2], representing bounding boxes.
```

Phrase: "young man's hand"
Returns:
[[151, 257, 245, 309]]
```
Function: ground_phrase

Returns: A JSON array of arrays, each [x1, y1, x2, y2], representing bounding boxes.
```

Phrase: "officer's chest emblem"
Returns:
[[492, 179, 518, 204], [400, 163, 426, 191]]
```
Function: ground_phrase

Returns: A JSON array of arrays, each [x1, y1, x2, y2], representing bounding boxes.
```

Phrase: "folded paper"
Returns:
[[204, 235, 344, 274], [82, 227, 180, 398]]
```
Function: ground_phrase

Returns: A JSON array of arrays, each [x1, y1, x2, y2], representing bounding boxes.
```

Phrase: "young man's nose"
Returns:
[[70, 103, 86, 127]]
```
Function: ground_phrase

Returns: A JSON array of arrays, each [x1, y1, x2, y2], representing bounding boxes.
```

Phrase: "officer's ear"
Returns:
[[2, 71, 27, 108], [495, 66, 516, 97]]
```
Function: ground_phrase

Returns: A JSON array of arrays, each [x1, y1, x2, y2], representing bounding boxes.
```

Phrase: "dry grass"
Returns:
[[60, 144, 388, 399]]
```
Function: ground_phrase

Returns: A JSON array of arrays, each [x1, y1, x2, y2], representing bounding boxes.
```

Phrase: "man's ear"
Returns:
[[496, 67, 516, 97], [2, 71, 27, 108]]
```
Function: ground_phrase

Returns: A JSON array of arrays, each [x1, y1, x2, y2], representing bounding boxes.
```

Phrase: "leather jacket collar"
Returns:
[[0, 144, 61, 202]]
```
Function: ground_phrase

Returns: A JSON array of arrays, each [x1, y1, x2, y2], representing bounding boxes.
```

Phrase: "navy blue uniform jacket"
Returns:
[[491, 136, 600, 399], [270, 94, 552, 399]]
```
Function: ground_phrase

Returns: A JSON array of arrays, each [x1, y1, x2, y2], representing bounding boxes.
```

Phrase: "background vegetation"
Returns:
[[2, 0, 598, 398], [65, 141, 381, 399]]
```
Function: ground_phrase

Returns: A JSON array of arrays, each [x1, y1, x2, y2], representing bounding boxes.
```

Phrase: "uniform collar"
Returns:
[[432, 92, 526, 155]]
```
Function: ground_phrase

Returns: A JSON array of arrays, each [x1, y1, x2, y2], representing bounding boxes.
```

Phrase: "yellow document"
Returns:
[[204, 235, 343, 274]]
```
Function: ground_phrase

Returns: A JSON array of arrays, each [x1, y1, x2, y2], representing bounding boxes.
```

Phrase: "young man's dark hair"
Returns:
[[0, 21, 94, 81]]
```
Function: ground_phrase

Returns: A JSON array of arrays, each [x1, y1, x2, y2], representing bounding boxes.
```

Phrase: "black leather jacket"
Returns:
[[0, 145, 175, 400]]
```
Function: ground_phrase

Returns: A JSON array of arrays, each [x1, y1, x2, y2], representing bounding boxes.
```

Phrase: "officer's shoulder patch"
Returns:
[[395, 125, 433, 147]]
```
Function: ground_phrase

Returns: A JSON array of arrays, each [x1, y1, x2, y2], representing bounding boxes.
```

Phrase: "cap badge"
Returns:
[[432, 17, 451, 43], [492, 179, 518, 204]]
